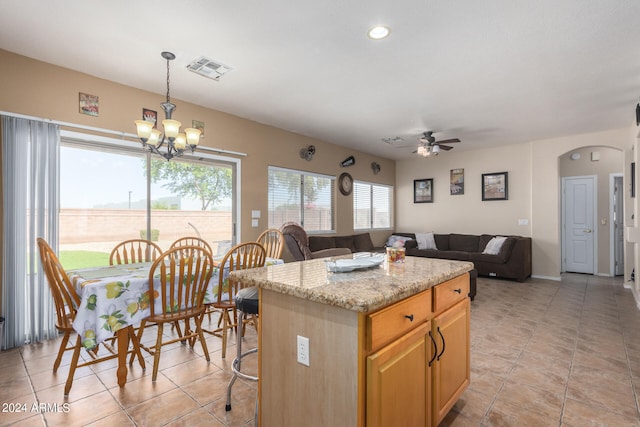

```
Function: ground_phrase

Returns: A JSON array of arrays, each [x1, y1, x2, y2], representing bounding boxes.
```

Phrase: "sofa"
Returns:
[[392, 232, 532, 282], [308, 231, 477, 300], [308, 232, 383, 254]]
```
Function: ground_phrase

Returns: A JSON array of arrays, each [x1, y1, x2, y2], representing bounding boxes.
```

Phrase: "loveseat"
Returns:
[[392, 232, 532, 282]]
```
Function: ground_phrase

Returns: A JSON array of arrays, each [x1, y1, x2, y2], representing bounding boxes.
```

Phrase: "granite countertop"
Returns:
[[229, 254, 473, 313]]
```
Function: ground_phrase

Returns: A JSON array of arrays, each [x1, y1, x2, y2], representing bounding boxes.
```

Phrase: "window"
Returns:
[[268, 166, 335, 232], [354, 181, 393, 230], [59, 134, 239, 269]]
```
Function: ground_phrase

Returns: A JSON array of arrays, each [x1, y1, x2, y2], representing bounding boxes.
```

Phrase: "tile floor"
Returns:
[[1, 274, 639, 426]]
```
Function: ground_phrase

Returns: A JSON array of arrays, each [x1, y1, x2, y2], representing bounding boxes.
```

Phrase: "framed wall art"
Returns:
[[482, 172, 508, 201], [414, 178, 433, 203], [192, 120, 205, 137], [142, 108, 158, 128], [450, 168, 464, 195], [79, 92, 99, 117]]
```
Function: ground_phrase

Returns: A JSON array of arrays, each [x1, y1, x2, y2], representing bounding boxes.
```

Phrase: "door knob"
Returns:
[[584, 229, 592, 233]]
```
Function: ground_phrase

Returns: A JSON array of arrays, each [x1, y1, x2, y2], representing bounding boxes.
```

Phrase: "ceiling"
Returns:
[[2, 1, 640, 160]]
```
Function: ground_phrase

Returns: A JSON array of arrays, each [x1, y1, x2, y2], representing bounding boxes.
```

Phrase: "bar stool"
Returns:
[[225, 286, 259, 425]]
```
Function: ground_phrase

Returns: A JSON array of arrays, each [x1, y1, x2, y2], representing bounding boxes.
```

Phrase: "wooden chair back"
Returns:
[[37, 238, 80, 328], [257, 228, 284, 259], [38, 237, 146, 395], [109, 239, 163, 265], [148, 245, 214, 317], [215, 242, 266, 306], [169, 236, 213, 258]]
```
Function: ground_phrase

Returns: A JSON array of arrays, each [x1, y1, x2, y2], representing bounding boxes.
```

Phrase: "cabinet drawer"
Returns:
[[433, 273, 469, 314], [367, 289, 432, 353]]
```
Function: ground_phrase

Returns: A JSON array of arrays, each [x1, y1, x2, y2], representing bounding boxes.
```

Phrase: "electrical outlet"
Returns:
[[297, 335, 310, 366]]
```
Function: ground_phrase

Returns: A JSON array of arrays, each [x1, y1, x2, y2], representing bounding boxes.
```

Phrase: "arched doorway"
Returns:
[[559, 146, 624, 276]]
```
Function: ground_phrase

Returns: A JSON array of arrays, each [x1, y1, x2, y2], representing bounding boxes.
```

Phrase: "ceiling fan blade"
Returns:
[[436, 138, 460, 144], [438, 144, 454, 151]]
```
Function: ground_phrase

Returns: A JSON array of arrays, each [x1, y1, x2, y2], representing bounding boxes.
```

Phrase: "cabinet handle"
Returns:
[[454, 288, 462, 294], [428, 330, 437, 367], [436, 326, 446, 361], [404, 314, 414, 322]]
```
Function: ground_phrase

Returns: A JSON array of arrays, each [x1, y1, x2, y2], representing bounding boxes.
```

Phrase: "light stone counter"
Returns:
[[229, 253, 473, 313]]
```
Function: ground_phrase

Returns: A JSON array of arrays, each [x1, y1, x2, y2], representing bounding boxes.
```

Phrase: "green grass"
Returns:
[[59, 251, 110, 270]]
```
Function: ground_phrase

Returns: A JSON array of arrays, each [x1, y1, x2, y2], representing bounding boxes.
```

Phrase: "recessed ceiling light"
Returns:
[[368, 25, 390, 40]]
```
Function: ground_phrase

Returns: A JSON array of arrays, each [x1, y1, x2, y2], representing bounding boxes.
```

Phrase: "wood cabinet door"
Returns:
[[366, 321, 431, 427], [432, 298, 470, 425]]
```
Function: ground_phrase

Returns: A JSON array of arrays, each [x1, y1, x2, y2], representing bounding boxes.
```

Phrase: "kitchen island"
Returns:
[[230, 254, 473, 427]]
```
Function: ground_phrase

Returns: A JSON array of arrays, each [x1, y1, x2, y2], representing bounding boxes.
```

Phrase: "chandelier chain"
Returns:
[[166, 57, 171, 103]]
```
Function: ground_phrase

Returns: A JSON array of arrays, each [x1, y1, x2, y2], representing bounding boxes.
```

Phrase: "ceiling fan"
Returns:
[[414, 131, 461, 157]]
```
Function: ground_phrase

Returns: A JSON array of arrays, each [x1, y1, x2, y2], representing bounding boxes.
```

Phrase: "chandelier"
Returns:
[[134, 52, 201, 161]]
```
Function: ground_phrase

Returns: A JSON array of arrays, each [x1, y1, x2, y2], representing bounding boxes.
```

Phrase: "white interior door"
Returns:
[[562, 176, 596, 274]]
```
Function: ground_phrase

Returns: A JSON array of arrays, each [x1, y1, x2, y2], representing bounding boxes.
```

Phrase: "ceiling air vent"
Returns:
[[187, 56, 233, 81], [382, 137, 404, 146]]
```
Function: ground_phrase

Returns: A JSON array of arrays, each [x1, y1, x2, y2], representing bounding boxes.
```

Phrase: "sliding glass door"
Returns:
[[148, 156, 234, 256], [59, 136, 237, 269]]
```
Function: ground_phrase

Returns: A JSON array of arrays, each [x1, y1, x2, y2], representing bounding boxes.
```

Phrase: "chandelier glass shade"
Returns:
[[135, 52, 201, 161]]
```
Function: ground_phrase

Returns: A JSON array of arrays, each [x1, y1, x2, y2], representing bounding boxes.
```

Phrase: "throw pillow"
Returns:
[[385, 235, 410, 247], [415, 232, 437, 250], [482, 236, 508, 255]]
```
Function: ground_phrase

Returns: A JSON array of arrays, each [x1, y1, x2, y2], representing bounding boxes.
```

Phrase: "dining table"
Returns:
[[67, 257, 283, 387]]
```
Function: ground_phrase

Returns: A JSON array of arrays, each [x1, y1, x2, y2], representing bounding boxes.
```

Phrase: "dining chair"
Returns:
[[257, 228, 284, 259], [170, 236, 216, 327], [133, 245, 213, 381], [203, 242, 266, 358], [109, 239, 163, 265], [37, 238, 145, 395], [169, 236, 213, 256]]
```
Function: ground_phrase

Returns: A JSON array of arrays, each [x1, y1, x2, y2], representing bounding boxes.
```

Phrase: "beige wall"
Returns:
[[394, 128, 633, 280], [0, 49, 395, 247], [395, 143, 532, 236]]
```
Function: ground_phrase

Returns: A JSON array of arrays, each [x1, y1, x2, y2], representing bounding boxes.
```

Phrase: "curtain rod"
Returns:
[[0, 110, 247, 157]]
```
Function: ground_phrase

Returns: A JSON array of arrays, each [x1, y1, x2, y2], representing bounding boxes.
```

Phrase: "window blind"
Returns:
[[354, 181, 392, 230], [268, 166, 335, 232]]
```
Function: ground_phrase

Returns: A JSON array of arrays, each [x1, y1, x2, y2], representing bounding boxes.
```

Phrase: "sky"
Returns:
[[60, 145, 230, 211]]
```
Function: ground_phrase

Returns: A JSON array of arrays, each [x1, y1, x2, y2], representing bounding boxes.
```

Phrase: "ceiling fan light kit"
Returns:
[[414, 131, 461, 158]]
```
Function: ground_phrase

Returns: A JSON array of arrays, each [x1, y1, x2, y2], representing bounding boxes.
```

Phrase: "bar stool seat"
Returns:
[[226, 286, 259, 423]]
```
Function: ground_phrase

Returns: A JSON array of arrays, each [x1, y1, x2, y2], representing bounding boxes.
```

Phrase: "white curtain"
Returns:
[[2, 115, 60, 349]]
